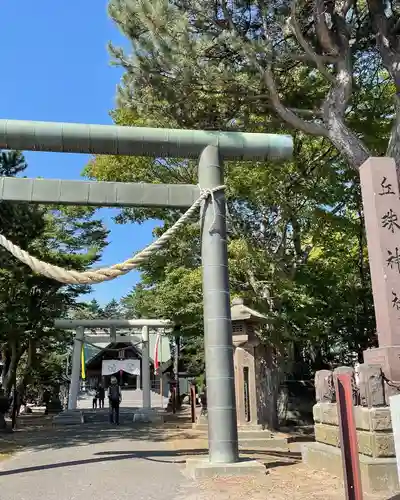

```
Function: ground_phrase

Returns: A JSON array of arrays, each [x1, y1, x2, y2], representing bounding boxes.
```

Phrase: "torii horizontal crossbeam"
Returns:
[[0, 119, 293, 160], [55, 319, 172, 328], [84, 334, 140, 344], [0, 177, 199, 208]]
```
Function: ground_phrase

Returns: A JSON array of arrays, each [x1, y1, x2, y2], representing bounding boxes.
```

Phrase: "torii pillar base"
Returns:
[[185, 457, 266, 479], [52, 410, 85, 426]]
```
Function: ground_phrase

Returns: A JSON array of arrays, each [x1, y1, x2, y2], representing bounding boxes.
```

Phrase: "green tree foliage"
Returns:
[[71, 298, 125, 367], [0, 151, 109, 398], [17, 348, 67, 403], [72, 298, 104, 320], [84, 0, 394, 425], [107, 0, 400, 168], [103, 299, 123, 319], [73, 298, 123, 320]]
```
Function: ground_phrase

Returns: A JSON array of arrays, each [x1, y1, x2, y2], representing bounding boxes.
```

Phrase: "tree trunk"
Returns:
[[325, 114, 370, 170], [255, 344, 284, 430], [1, 346, 11, 388], [0, 413, 6, 430], [16, 339, 36, 404], [387, 95, 400, 168], [0, 397, 9, 431], [2, 339, 24, 397]]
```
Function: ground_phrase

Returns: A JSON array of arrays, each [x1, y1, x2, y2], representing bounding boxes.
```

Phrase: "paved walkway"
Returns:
[[1, 424, 390, 500], [0, 426, 195, 500]]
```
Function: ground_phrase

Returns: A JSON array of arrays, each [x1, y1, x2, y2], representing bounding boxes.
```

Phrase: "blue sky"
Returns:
[[1, 1, 158, 305]]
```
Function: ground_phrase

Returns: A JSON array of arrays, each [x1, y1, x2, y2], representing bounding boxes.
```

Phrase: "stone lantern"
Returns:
[[195, 297, 289, 450], [231, 297, 268, 428]]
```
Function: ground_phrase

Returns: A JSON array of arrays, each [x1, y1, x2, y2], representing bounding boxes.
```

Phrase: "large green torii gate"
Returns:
[[0, 118, 292, 467]]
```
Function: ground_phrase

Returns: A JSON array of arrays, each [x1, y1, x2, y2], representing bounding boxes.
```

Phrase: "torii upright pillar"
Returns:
[[68, 326, 84, 410], [141, 326, 151, 409], [0, 119, 292, 469]]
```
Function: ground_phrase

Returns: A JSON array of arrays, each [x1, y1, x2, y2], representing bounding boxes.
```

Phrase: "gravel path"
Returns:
[[0, 427, 194, 500]]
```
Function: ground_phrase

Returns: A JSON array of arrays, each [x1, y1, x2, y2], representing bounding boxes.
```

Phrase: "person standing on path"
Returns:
[[108, 377, 122, 425], [98, 384, 105, 409], [92, 388, 99, 410]]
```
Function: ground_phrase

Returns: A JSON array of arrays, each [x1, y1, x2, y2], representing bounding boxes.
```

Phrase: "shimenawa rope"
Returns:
[[0, 185, 225, 285]]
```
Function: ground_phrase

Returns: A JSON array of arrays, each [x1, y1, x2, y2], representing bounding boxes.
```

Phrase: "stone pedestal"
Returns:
[[234, 343, 258, 426], [303, 403, 399, 493], [185, 457, 266, 479], [195, 414, 289, 450], [364, 346, 400, 382], [231, 298, 271, 428], [132, 409, 163, 424], [194, 297, 289, 451], [52, 409, 85, 425], [303, 442, 399, 493]]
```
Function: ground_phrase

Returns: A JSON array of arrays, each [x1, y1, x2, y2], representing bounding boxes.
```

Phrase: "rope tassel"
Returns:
[[0, 185, 225, 285]]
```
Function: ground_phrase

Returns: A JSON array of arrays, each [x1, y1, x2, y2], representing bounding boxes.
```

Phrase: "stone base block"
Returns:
[[194, 419, 289, 451], [52, 410, 85, 425], [315, 423, 395, 458], [194, 422, 289, 451], [302, 441, 400, 494], [239, 432, 289, 451], [133, 409, 163, 424], [185, 457, 266, 479], [364, 346, 400, 383], [195, 423, 269, 432], [313, 402, 393, 432]]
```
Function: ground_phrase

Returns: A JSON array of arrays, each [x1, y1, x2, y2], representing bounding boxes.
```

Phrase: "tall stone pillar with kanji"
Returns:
[[361, 157, 400, 382]]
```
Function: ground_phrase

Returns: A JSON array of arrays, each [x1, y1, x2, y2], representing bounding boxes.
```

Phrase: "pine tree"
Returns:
[[85, 0, 392, 427], [0, 151, 109, 398], [103, 299, 122, 319], [108, 0, 399, 168], [99, 0, 380, 359]]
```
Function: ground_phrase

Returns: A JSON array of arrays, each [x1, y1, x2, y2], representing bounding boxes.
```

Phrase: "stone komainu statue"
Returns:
[[200, 387, 207, 415], [315, 370, 335, 403]]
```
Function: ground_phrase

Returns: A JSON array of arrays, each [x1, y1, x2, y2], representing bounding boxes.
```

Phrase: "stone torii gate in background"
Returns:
[[54, 318, 172, 411], [0, 119, 292, 476]]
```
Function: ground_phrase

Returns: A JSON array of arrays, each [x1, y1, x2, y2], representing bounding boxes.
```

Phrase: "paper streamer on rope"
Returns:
[[154, 332, 161, 374], [102, 359, 140, 376]]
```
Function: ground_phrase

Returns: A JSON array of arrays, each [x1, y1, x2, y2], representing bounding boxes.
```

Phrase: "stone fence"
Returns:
[[302, 364, 400, 494]]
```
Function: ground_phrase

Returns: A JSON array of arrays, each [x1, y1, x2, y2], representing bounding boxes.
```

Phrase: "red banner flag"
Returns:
[[154, 332, 161, 374]]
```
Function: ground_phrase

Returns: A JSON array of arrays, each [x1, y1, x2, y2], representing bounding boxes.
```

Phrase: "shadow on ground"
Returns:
[[0, 446, 300, 477], [0, 423, 307, 458], [0, 423, 196, 452]]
